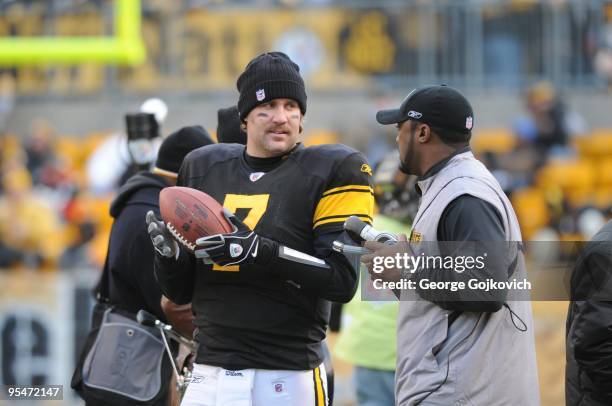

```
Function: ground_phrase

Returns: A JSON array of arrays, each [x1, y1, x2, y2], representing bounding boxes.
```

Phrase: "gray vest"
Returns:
[[396, 151, 540, 406]]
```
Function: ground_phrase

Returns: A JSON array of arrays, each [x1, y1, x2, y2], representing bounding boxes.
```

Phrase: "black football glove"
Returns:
[[195, 208, 260, 266], [146, 211, 179, 259]]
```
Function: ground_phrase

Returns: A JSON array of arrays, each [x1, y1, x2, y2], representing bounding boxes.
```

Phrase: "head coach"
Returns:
[[361, 85, 540, 405]]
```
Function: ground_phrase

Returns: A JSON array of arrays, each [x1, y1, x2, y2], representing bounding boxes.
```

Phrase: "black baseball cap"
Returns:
[[376, 85, 474, 134]]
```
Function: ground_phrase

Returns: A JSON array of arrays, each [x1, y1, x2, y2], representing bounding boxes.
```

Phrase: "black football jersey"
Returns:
[[176, 143, 374, 370]]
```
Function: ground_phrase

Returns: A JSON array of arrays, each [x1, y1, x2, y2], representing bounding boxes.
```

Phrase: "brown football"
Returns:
[[159, 187, 233, 251]]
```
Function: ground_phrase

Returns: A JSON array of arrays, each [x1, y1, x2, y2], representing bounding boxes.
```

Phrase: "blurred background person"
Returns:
[[24, 118, 61, 187], [86, 98, 168, 196], [103, 125, 212, 320], [0, 166, 64, 268], [74, 125, 213, 406], [513, 81, 588, 162], [216, 105, 247, 145]]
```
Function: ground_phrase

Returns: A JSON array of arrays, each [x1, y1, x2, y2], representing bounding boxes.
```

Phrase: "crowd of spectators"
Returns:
[[470, 81, 611, 249], [0, 120, 113, 270]]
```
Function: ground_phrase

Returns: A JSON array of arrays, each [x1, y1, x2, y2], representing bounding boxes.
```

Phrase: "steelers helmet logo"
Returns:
[[361, 164, 372, 176]]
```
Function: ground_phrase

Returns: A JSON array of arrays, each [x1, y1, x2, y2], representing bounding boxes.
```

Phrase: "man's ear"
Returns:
[[299, 116, 305, 134], [417, 123, 431, 143]]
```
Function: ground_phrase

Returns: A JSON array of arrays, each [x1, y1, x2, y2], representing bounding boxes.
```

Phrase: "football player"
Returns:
[[147, 52, 374, 406]]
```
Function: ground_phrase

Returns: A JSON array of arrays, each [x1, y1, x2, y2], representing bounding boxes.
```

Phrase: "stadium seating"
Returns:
[[471, 128, 517, 154]]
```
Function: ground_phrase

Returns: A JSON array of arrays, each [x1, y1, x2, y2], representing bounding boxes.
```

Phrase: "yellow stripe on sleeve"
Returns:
[[321, 184, 373, 197], [314, 185, 374, 229]]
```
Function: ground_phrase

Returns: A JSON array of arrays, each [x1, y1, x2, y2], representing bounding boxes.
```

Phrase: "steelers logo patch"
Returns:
[[361, 164, 372, 176]]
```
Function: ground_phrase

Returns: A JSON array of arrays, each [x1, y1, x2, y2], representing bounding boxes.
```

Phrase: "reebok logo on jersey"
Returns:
[[225, 370, 244, 377], [256, 89, 266, 101], [191, 375, 205, 384], [229, 243, 243, 258], [249, 172, 265, 182]]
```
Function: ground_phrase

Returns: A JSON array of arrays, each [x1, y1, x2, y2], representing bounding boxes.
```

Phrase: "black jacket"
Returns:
[[105, 172, 169, 322], [566, 221, 612, 406]]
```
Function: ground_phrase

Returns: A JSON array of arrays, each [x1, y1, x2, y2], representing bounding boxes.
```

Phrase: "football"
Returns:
[[159, 187, 233, 251]]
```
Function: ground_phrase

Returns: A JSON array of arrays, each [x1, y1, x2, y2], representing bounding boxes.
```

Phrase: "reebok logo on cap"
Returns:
[[407, 110, 422, 119]]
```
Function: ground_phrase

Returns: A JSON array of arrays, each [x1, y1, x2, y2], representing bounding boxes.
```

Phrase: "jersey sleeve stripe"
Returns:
[[322, 184, 373, 197], [313, 214, 373, 228], [314, 190, 374, 229]]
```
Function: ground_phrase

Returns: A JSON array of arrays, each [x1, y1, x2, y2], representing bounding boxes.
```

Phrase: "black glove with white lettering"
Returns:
[[195, 208, 260, 266]]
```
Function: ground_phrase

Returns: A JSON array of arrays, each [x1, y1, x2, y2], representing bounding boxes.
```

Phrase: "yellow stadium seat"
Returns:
[[597, 159, 612, 186], [566, 188, 597, 208], [574, 129, 612, 158], [471, 128, 517, 154], [536, 159, 596, 192], [511, 187, 550, 240], [591, 187, 612, 209], [91, 196, 113, 228], [304, 130, 340, 146], [82, 131, 112, 160], [54, 135, 81, 170], [1, 133, 24, 162], [559, 233, 584, 242]]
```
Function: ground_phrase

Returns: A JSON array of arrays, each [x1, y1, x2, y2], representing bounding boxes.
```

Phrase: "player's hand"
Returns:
[[146, 211, 179, 259], [195, 208, 260, 266]]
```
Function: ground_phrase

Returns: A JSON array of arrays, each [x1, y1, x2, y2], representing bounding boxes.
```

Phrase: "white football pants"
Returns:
[[180, 362, 328, 406]]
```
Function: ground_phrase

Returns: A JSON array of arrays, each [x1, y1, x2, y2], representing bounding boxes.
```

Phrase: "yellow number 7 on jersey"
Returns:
[[213, 194, 270, 272]]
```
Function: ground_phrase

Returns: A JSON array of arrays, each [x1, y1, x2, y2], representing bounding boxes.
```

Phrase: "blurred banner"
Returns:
[[1, 0, 609, 94], [0, 270, 97, 404]]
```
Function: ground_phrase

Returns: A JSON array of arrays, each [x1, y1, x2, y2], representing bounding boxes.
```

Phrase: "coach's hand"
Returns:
[[195, 208, 260, 266], [361, 234, 409, 283], [146, 211, 179, 259]]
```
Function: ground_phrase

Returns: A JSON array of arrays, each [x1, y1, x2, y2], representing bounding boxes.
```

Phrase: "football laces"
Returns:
[[166, 222, 196, 251]]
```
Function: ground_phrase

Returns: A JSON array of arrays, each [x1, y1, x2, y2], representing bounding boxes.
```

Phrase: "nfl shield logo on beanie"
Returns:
[[256, 89, 266, 101], [465, 116, 473, 130]]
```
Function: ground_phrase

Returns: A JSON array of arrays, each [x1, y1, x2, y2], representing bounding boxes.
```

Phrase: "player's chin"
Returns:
[[265, 136, 296, 154]]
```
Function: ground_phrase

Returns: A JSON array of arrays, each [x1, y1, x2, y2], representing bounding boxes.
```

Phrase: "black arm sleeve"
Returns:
[[437, 195, 505, 242], [128, 228, 166, 321], [411, 194, 509, 312], [255, 231, 359, 303], [571, 247, 612, 394], [153, 247, 197, 305]]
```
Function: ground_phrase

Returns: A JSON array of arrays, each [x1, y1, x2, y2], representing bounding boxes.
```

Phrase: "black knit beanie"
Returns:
[[217, 106, 247, 145], [236, 52, 307, 120], [154, 125, 213, 175]]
